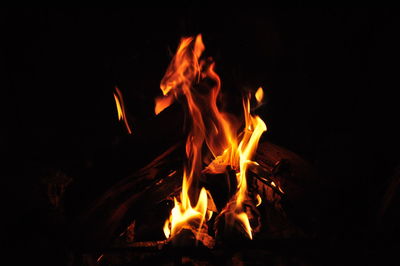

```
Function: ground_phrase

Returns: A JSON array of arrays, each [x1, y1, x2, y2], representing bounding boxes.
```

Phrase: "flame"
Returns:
[[236, 212, 253, 240], [256, 194, 262, 207], [160, 35, 214, 240], [227, 94, 266, 239], [255, 87, 264, 103], [159, 35, 267, 241], [155, 94, 174, 115], [163, 174, 212, 239], [114, 87, 132, 134], [155, 35, 204, 113]]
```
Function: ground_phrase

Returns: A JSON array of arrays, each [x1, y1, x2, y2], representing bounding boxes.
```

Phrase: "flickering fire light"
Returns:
[[155, 34, 272, 242], [114, 87, 132, 134]]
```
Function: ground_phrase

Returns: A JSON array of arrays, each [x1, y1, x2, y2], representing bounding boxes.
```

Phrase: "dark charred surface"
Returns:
[[2, 8, 398, 265]]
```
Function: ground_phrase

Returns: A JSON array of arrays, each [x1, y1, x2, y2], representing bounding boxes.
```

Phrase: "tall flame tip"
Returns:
[[113, 87, 132, 134], [160, 34, 268, 241]]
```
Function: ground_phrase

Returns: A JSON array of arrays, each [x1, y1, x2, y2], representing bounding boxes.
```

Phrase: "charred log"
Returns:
[[76, 144, 183, 249], [76, 141, 318, 250]]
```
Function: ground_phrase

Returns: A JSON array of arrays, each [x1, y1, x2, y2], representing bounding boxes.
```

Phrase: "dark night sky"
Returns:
[[1, 8, 399, 265]]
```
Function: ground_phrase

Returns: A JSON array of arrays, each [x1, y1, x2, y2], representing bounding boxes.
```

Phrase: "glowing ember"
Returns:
[[156, 34, 268, 241], [114, 87, 132, 134]]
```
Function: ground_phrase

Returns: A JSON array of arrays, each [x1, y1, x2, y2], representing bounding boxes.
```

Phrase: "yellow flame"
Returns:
[[114, 87, 132, 134], [236, 212, 253, 240], [255, 87, 264, 103], [236, 97, 267, 206], [256, 194, 262, 207], [221, 96, 266, 239], [163, 174, 211, 238], [159, 35, 267, 240], [114, 94, 123, 120], [160, 35, 213, 240]]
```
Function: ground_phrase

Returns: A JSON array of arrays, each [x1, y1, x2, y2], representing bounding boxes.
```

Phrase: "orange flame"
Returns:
[[158, 35, 267, 240], [256, 194, 262, 207], [159, 35, 214, 240], [114, 87, 132, 134]]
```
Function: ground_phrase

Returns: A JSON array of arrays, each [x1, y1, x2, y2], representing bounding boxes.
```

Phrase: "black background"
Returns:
[[1, 8, 398, 265]]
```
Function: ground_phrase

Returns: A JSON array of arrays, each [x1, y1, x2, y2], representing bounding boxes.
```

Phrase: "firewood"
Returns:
[[255, 142, 318, 202], [76, 141, 317, 250], [125, 240, 167, 250], [77, 143, 183, 249]]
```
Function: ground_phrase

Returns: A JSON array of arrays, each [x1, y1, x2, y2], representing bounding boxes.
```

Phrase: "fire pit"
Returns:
[[75, 34, 319, 265], [6, 8, 392, 266]]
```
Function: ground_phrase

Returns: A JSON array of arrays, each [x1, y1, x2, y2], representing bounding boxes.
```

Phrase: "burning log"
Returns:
[[82, 237, 320, 265], [214, 200, 261, 243], [256, 141, 318, 203], [77, 34, 319, 252], [77, 140, 316, 250], [170, 227, 215, 249], [125, 240, 167, 250]]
